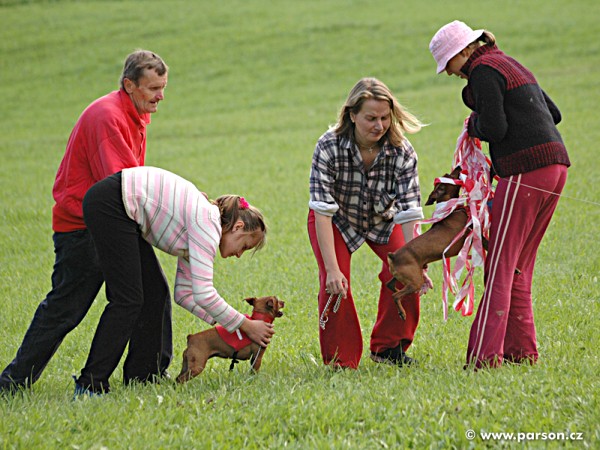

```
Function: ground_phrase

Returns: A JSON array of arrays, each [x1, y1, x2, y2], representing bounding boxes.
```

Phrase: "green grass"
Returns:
[[1, 0, 599, 448]]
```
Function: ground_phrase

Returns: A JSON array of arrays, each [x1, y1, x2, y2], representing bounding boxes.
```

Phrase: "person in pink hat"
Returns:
[[429, 21, 570, 369]]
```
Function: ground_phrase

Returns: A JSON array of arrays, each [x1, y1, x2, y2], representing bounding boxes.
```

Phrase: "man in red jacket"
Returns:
[[0, 50, 172, 394]]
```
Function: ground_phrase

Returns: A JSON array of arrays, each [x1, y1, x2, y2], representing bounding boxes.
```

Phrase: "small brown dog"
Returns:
[[387, 167, 467, 319], [176, 296, 284, 383]]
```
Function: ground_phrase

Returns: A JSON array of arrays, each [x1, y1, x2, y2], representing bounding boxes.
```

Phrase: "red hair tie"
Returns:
[[239, 197, 250, 210]]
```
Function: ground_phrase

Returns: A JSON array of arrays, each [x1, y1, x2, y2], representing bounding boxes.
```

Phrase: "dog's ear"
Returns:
[[245, 297, 256, 306], [387, 252, 396, 265]]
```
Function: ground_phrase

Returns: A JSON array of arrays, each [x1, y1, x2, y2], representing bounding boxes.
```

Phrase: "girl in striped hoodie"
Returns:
[[74, 166, 273, 394]]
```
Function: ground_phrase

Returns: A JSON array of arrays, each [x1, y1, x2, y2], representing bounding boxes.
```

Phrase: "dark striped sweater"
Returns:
[[461, 44, 570, 177]]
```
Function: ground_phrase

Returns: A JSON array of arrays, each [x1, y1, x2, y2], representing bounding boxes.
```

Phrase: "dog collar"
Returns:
[[250, 311, 275, 324]]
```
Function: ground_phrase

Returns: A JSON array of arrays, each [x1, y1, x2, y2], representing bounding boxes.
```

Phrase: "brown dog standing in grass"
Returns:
[[176, 296, 284, 383], [387, 167, 468, 319]]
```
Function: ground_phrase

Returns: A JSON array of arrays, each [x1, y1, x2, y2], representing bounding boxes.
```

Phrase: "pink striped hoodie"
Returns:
[[121, 166, 245, 332]]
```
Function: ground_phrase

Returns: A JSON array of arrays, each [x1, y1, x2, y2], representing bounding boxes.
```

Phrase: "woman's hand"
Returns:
[[314, 213, 348, 298], [326, 269, 348, 298], [239, 318, 275, 347]]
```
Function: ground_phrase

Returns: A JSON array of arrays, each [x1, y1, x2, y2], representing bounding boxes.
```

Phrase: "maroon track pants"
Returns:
[[308, 210, 420, 369], [467, 164, 568, 368]]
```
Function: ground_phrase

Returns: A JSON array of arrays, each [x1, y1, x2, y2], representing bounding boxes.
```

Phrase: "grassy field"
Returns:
[[1, 0, 599, 448]]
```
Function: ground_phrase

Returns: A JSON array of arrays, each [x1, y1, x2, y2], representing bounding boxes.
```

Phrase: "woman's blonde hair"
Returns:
[[213, 195, 267, 252], [334, 77, 423, 147]]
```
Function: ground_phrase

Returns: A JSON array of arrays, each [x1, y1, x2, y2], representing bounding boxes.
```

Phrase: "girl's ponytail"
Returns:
[[213, 195, 267, 251]]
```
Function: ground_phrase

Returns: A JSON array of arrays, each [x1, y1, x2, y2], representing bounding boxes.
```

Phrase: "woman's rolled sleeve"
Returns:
[[393, 206, 424, 224], [308, 200, 339, 216]]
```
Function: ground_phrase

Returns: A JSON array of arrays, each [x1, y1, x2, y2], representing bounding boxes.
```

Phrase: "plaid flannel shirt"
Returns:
[[309, 129, 423, 253]]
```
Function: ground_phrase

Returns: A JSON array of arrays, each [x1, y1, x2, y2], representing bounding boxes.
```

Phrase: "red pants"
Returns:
[[467, 164, 567, 368], [308, 210, 420, 368]]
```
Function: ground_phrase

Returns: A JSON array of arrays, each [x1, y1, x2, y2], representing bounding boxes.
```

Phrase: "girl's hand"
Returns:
[[325, 269, 348, 298], [239, 318, 275, 347]]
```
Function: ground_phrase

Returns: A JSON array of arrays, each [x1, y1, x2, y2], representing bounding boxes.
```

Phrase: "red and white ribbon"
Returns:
[[415, 119, 495, 320]]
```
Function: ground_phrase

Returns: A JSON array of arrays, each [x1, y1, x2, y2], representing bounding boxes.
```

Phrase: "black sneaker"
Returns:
[[152, 370, 171, 384], [0, 383, 22, 397], [124, 371, 171, 386], [72, 376, 103, 400], [370, 346, 417, 367]]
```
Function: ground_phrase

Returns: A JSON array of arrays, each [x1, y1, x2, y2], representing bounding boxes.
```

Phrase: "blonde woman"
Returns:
[[308, 77, 430, 369]]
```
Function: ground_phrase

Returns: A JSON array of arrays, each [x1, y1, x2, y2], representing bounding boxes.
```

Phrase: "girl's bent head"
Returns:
[[214, 195, 267, 258]]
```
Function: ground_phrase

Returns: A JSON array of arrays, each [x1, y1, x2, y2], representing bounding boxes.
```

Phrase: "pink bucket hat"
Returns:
[[429, 20, 484, 74]]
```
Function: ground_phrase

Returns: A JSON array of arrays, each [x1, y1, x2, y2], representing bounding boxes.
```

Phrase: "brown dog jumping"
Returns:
[[176, 296, 284, 383], [387, 167, 468, 319]]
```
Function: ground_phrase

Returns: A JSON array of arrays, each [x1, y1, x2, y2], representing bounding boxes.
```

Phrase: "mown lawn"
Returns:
[[1, 1, 598, 448]]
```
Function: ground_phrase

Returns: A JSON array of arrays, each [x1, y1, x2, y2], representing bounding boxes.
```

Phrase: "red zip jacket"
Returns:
[[52, 89, 150, 232]]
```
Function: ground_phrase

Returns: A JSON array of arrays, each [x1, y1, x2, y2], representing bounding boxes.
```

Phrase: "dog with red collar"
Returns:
[[176, 296, 284, 383]]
